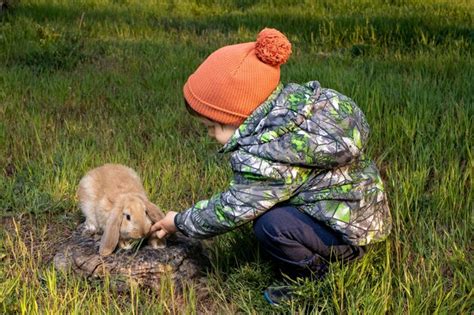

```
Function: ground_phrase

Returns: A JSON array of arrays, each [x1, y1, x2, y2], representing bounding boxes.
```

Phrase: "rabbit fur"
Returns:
[[77, 164, 165, 256]]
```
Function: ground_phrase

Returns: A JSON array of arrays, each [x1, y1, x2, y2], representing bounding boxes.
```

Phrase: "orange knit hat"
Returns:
[[183, 28, 292, 126]]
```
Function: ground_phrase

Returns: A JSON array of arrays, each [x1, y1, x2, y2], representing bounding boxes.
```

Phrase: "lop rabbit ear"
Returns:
[[99, 203, 123, 256], [145, 200, 165, 223]]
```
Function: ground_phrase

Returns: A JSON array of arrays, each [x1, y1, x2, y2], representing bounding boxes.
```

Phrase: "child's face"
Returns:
[[197, 117, 237, 145]]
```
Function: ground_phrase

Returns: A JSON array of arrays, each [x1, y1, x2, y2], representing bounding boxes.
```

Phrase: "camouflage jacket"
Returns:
[[175, 81, 392, 246]]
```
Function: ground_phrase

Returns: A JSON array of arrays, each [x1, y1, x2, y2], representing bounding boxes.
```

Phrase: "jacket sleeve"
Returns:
[[174, 151, 312, 238]]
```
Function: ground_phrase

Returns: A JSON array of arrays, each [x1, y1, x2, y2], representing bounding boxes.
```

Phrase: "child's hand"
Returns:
[[150, 211, 178, 239]]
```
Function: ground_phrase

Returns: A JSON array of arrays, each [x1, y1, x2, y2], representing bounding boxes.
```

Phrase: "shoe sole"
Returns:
[[264, 290, 280, 306]]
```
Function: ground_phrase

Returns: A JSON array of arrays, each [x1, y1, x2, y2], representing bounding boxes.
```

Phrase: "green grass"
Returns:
[[1, 0, 473, 313]]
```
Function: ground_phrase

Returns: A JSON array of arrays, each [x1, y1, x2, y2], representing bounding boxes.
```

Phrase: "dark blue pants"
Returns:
[[253, 205, 365, 278]]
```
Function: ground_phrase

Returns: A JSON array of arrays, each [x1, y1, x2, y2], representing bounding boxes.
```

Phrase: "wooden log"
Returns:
[[54, 224, 209, 291]]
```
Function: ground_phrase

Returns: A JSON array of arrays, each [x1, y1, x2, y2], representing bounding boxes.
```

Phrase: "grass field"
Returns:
[[1, 0, 473, 313]]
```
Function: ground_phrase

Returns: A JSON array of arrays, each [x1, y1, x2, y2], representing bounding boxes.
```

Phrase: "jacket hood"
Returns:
[[220, 81, 370, 168]]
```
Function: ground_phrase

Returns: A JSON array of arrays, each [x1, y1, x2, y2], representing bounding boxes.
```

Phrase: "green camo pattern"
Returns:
[[175, 81, 392, 246]]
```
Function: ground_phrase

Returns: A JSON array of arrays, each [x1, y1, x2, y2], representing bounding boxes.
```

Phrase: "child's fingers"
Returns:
[[156, 229, 168, 239], [150, 222, 162, 233]]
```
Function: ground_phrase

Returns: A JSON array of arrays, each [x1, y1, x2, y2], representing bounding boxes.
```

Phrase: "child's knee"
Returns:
[[253, 205, 297, 242], [253, 214, 277, 245]]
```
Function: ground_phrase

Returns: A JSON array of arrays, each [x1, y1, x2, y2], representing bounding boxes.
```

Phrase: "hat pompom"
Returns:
[[255, 28, 292, 66]]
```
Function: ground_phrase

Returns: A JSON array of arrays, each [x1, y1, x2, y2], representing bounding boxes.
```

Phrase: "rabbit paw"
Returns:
[[119, 240, 133, 250], [82, 223, 98, 237], [149, 238, 166, 249]]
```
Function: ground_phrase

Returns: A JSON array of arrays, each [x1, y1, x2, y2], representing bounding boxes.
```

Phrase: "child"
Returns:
[[151, 28, 392, 305]]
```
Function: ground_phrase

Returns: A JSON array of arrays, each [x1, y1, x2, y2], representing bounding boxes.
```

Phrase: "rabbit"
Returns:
[[77, 163, 166, 256]]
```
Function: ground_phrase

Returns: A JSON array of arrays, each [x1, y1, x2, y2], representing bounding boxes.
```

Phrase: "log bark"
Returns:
[[54, 224, 209, 291]]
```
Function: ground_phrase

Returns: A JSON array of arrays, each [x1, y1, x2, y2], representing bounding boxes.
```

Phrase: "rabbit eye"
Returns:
[[125, 214, 131, 221]]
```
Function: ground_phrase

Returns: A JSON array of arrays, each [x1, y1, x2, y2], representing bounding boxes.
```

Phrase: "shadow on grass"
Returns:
[[7, 1, 473, 48], [2, 1, 472, 73]]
